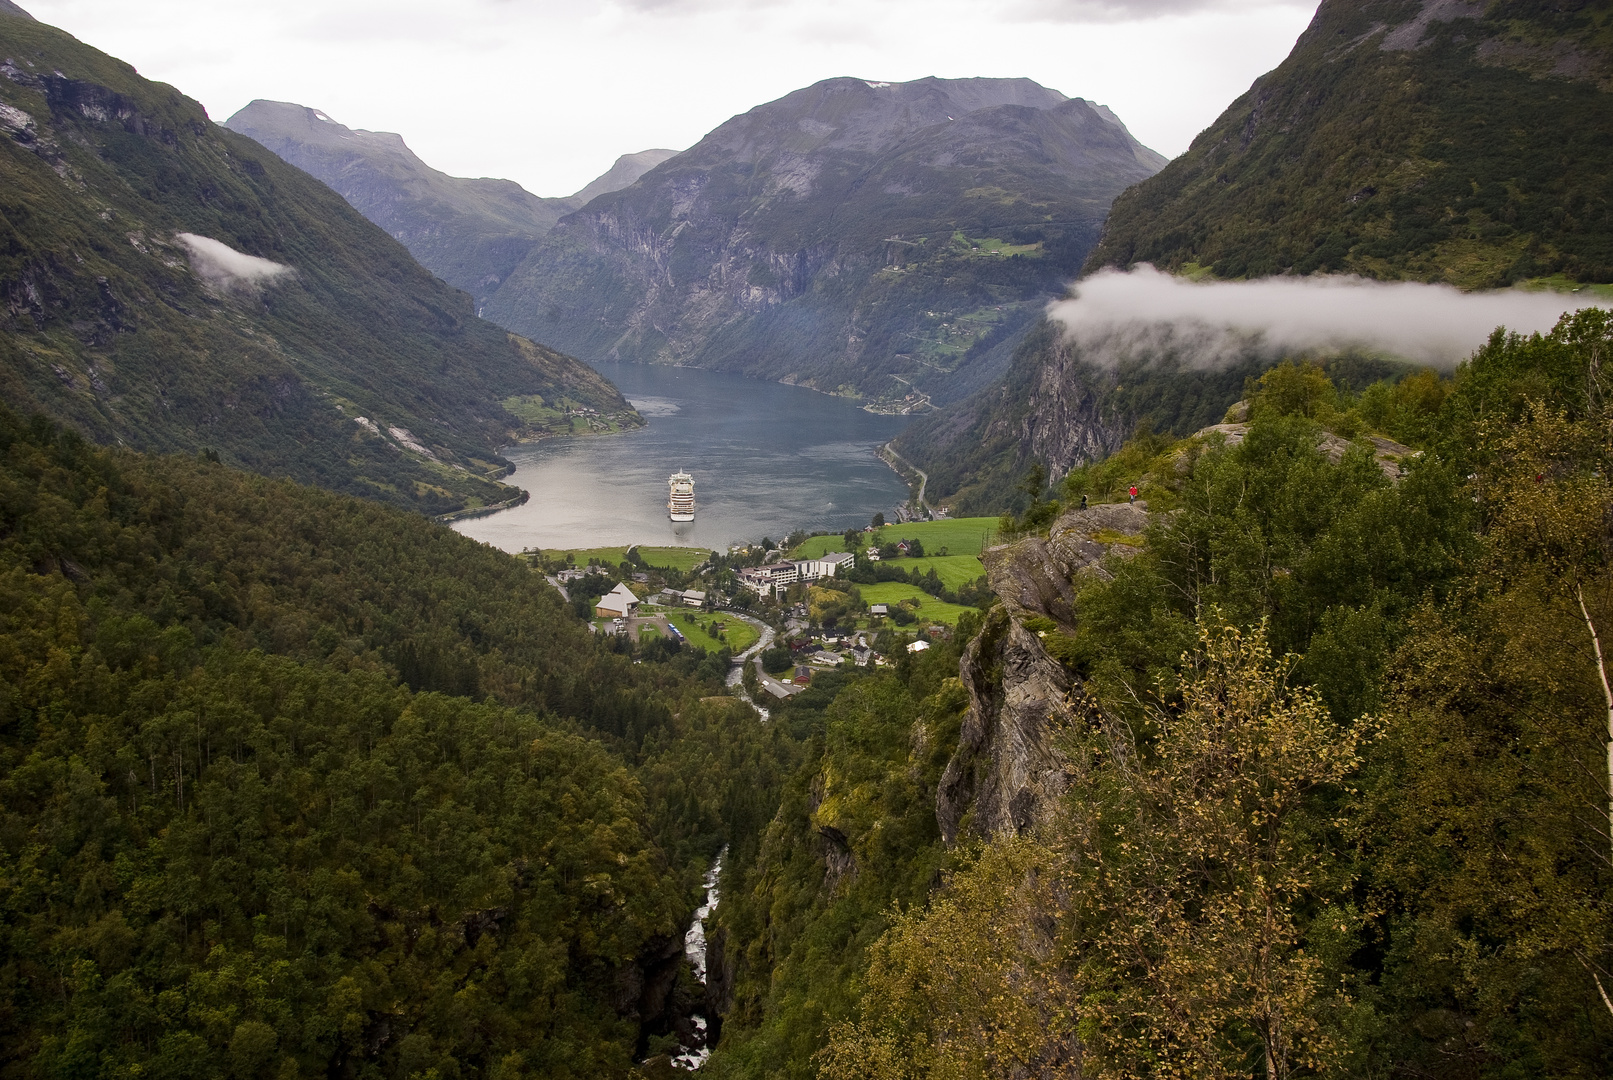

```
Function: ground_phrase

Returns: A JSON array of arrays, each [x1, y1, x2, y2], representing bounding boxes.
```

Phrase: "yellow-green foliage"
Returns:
[[824, 621, 1367, 1080], [790, 519, 998, 560], [876, 554, 986, 590], [708, 662, 970, 1080]]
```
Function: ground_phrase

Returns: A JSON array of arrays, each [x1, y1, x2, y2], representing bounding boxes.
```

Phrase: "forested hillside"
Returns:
[[704, 310, 1613, 1077], [899, 0, 1613, 515], [0, 407, 795, 1077], [1086, 0, 1613, 286], [0, 10, 637, 517]]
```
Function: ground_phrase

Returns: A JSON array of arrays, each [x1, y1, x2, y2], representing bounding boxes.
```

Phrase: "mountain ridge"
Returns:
[[1085, 0, 1613, 287], [0, 14, 637, 516], [479, 75, 1166, 406], [899, 0, 1613, 512], [224, 99, 676, 306]]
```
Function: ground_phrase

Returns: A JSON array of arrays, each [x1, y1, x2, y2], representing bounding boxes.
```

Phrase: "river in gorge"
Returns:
[[452, 362, 914, 553]]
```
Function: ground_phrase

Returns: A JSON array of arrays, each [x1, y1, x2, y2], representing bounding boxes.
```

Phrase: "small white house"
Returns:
[[907, 640, 931, 654], [681, 589, 707, 607], [594, 583, 641, 619], [869, 604, 889, 616]]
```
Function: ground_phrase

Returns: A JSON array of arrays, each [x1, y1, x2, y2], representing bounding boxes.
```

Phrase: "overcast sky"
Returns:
[[24, 0, 1318, 197]]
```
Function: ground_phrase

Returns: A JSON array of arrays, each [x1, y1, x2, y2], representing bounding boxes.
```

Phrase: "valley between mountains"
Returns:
[[2, 0, 1613, 1077]]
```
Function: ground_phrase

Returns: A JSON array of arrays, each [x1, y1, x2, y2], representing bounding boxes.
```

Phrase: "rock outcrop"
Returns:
[[1195, 421, 1417, 480], [938, 502, 1149, 843]]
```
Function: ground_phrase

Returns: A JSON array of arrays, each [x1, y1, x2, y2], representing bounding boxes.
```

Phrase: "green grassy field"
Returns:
[[637, 547, 711, 571], [871, 518, 999, 556], [857, 582, 978, 626], [789, 517, 999, 560], [789, 534, 855, 559], [545, 545, 711, 571], [879, 553, 988, 590], [667, 610, 760, 654]]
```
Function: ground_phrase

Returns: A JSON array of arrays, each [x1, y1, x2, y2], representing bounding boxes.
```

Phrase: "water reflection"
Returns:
[[453, 363, 913, 553]]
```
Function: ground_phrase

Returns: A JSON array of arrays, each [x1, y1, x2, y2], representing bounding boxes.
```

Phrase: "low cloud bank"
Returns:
[[175, 233, 293, 294], [1048, 266, 1609, 370]]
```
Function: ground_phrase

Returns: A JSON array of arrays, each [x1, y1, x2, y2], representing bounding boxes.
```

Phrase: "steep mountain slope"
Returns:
[[892, 321, 1268, 513], [900, 0, 1613, 512], [1086, 0, 1613, 287], [224, 99, 676, 306], [482, 77, 1167, 406], [0, 12, 637, 516]]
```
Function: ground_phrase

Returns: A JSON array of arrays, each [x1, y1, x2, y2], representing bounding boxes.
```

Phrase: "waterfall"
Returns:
[[672, 851, 725, 1070]]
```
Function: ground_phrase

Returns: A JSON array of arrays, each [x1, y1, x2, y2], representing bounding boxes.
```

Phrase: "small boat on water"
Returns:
[[668, 469, 696, 522]]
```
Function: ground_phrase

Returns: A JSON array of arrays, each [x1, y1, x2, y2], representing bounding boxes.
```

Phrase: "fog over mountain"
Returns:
[[895, 0, 1613, 515], [1050, 267, 1611, 371]]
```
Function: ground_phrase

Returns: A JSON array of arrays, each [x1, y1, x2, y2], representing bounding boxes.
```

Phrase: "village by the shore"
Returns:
[[531, 513, 995, 706]]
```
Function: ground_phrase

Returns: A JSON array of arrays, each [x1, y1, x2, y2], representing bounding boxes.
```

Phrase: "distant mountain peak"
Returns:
[[0, 0, 33, 18], [482, 73, 1165, 403], [225, 100, 679, 304]]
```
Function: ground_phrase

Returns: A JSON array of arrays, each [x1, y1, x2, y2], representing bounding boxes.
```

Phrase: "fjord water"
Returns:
[[452, 363, 912, 553]]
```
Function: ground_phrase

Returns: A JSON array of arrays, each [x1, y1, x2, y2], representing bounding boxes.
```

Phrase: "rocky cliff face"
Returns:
[[890, 319, 1152, 514], [938, 501, 1149, 843], [482, 77, 1166, 406], [224, 101, 677, 307]]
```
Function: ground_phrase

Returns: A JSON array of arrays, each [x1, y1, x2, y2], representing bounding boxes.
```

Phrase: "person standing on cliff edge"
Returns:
[[1128, 485, 1138, 504]]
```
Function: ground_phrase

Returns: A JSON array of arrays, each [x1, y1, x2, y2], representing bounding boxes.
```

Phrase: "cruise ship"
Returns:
[[668, 470, 696, 522]]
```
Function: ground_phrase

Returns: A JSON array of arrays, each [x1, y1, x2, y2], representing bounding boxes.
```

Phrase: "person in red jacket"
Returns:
[[1128, 485, 1138, 503]]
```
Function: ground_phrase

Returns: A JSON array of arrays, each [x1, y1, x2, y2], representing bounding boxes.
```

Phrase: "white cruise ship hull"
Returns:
[[670, 511, 695, 522]]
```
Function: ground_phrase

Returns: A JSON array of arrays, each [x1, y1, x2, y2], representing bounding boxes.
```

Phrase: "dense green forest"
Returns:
[[4, 253, 1611, 1080], [0, 12, 636, 517], [704, 309, 1613, 1077], [1086, 0, 1613, 286], [0, 407, 795, 1077]]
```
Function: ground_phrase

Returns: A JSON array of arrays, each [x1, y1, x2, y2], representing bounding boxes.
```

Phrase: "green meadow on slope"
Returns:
[[0, 12, 636, 516]]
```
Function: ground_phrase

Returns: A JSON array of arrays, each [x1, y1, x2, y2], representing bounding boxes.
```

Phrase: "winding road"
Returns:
[[881, 443, 932, 516], [722, 610, 802, 709]]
